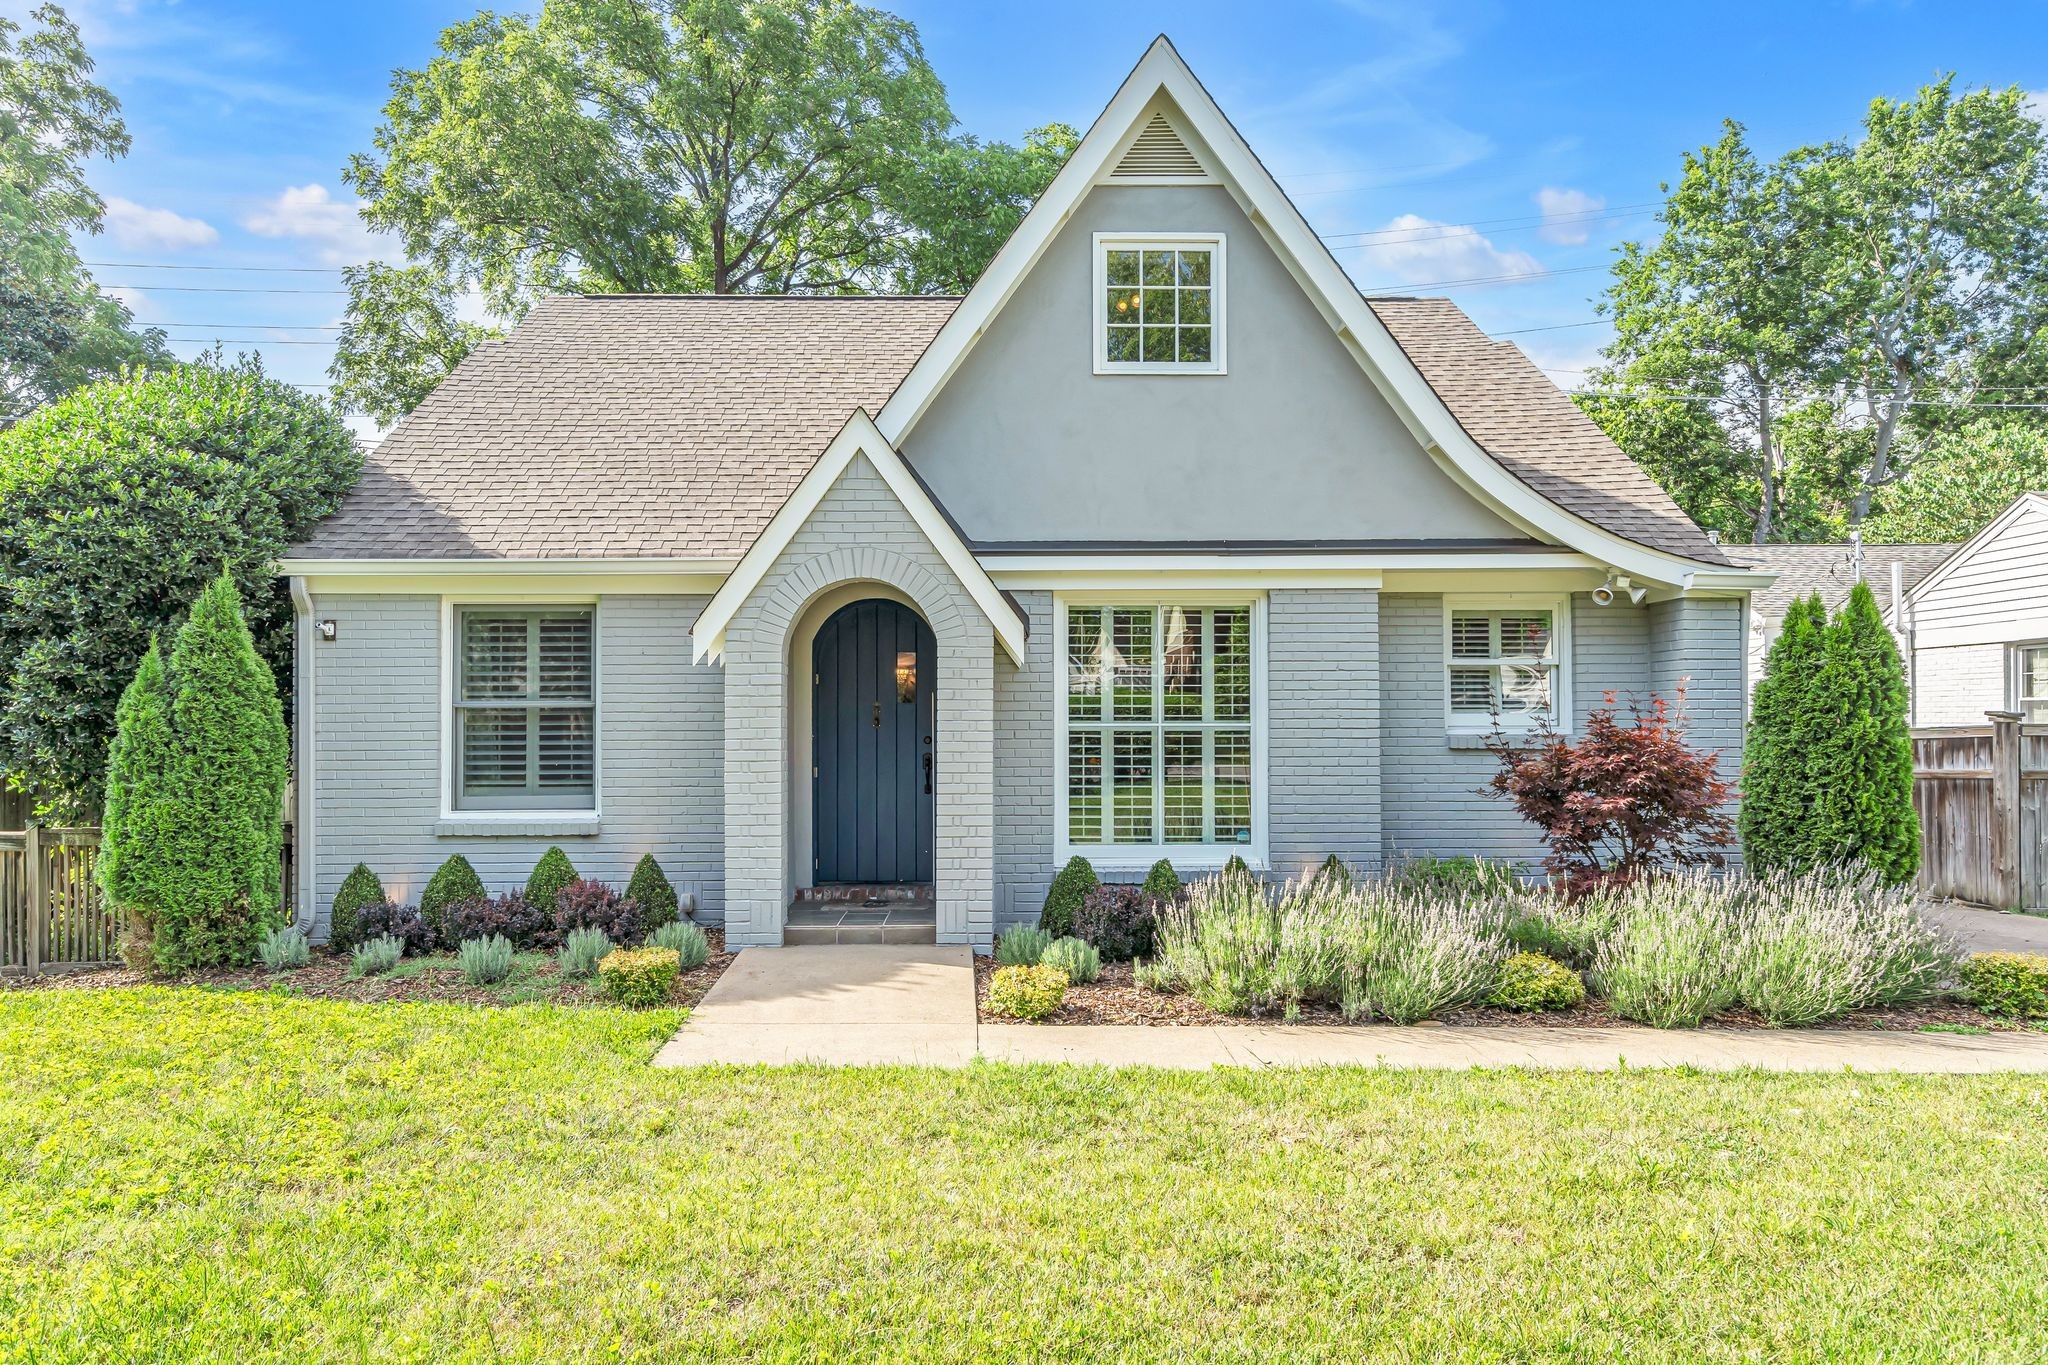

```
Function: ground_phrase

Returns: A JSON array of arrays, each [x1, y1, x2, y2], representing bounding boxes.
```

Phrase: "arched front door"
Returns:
[[812, 599, 936, 884]]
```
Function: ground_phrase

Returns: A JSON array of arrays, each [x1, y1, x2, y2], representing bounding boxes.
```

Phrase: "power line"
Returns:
[[85, 260, 350, 274], [1491, 318, 1610, 336]]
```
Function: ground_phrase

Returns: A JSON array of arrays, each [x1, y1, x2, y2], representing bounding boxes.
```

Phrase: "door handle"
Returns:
[[872, 702, 882, 729], [923, 751, 933, 794]]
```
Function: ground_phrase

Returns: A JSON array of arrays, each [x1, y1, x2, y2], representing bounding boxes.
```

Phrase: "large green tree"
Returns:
[[0, 3, 168, 420], [1737, 592, 1826, 873], [1803, 581, 1920, 883], [332, 0, 1073, 420], [0, 358, 359, 816], [1862, 420, 2048, 542], [1584, 78, 2048, 542]]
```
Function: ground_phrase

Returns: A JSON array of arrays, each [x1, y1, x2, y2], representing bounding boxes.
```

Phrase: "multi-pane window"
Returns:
[[1065, 604, 1253, 849], [2017, 645, 2048, 723], [454, 608, 596, 810], [1447, 605, 1561, 730], [1096, 235, 1224, 372]]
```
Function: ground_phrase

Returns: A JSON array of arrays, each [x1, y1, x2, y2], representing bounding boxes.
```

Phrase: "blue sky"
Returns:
[[18, 0, 2047, 438]]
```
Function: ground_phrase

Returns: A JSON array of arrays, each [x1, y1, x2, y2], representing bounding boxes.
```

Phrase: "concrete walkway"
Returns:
[[1927, 902, 2048, 956], [654, 945, 2048, 1072]]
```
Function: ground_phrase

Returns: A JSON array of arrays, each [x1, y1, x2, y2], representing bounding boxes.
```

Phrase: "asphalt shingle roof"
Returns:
[[1730, 542, 1957, 619], [1364, 296, 1733, 566], [292, 291, 1734, 567], [292, 295, 959, 560]]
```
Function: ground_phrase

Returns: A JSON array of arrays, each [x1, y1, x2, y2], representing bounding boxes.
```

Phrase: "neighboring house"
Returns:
[[278, 38, 1770, 951], [1731, 542, 1954, 700], [1900, 493, 2048, 725]]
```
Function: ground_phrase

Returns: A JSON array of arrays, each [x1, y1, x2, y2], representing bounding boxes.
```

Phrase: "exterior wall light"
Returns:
[[318, 619, 338, 641]]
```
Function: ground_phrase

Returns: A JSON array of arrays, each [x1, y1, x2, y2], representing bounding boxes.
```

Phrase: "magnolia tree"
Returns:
[[1485, 690, 1735, 897]]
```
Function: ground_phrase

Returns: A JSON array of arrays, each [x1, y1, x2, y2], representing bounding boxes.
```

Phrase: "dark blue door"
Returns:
[[813, 600, 936, 884]]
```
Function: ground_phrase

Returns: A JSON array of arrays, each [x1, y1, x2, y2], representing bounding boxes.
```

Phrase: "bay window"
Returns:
[[1060, 601, 1259, 859]]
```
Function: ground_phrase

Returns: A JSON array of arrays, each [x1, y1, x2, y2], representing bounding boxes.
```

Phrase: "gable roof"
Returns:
[[873, 36, 1743, 584], [290, 295, 956, 561], [691, 410, 1029, 665], [286, 36, 1756, 588], [1732, 542, 1957, 620], [1902, 491, 2048, 608]]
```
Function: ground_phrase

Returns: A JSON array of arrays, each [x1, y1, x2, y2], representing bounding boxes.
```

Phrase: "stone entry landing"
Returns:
[[787, 884, 935, 945]]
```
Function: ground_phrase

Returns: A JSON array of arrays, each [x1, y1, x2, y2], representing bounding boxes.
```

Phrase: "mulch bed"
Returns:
[[974, 956, 2015, 1032], [3, 926, 734, 1010]]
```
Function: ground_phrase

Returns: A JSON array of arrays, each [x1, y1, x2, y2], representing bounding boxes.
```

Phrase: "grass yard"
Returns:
[[3, 993, 2046, 1362]]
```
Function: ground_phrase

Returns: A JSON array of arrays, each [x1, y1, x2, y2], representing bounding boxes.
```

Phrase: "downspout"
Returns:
[[289, 575, 317, 935], [1891, 560, 1917, 727]]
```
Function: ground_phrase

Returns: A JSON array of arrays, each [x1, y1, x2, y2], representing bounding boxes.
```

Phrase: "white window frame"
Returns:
[[438, 594, 603, 821], [2011, 641, 2048, 723], [1052, 593, 1268, 870], [1442, 594, 1572, 735], [1091, 231, 1227, 375]]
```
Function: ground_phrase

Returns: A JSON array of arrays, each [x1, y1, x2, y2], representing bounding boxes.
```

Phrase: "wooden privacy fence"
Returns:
[[0, 826, 116, 975], [1, 824, 297, 976], [1912, 712, 2048, 911]]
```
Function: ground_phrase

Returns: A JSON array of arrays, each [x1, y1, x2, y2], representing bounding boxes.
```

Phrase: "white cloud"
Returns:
[[1534, 186, 1605, 245], [1352, 214, 1542, 290], [2026, 89, 2048, 125], [241, 183, 395, 266], [102, 196, 219, 250]]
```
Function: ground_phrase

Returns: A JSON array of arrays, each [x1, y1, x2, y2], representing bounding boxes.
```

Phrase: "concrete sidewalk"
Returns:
[[654, 945, 2048, 1072]]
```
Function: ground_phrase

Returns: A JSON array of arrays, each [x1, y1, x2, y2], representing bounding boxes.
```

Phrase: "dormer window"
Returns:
[[1094, 233, 1225, 374]]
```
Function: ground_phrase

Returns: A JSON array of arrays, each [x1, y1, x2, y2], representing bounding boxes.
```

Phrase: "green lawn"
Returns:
[[3, 992, 2047, 1362]]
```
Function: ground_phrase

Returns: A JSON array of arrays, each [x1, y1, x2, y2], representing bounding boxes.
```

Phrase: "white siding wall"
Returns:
[[1912, 499, 2048, 650]]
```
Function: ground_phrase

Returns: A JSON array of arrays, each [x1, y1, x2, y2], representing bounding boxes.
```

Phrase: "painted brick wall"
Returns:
[[1379, 593, 1652, 867], [721, 453, 996, 947], [993, 591, 1056, 930], [304, 592, 723, 941], [1267, 588, 1382, 878], [1914, 642, 2007, 725]]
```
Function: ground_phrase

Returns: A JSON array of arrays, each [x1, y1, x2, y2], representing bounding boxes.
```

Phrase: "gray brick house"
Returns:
[[281, 38, 1770, 950]]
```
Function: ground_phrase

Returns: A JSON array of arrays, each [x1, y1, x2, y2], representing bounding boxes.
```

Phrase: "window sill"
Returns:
[[435, 817, 601, 838], [1063, 851, 1266, 874], [1446, 731, 1566, 751]]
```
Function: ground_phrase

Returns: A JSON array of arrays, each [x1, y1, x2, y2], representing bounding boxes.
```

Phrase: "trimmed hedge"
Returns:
[[625, 854, 681, 929], [597, 946, 681, 1007], [1039, 856, 1097, 937], [1487, 953, 1586, 1012], [1963, 952, 2048, 1019], [419, 855, 486, 946], [327, 863, 384, 952], [525, 847, 579, 914], [1141, 858, 1182, 900], [987, 964, 1067, 1021]]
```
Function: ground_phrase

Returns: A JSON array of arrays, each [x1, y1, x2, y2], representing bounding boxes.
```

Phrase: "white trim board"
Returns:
[[870, 36, 1751, 592], [690, 409, 1030, 666]]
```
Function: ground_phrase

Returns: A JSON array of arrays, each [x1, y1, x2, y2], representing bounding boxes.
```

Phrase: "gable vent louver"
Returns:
[[1110, 113, 1207, 179]]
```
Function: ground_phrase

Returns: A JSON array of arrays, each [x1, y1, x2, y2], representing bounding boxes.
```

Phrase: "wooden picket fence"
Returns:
[[1912, 712, 2048, 912], [1, 824, 296, 976]]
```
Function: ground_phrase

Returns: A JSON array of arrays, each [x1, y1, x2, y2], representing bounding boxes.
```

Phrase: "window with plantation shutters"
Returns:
[[1061, 602, 1257, 857], [1445, 600, 1566, 733], [454, 608, 596, 810]]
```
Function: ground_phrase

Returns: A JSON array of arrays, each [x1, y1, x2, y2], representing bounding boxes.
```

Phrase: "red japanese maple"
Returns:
[[1484, 688, 1734, 897]]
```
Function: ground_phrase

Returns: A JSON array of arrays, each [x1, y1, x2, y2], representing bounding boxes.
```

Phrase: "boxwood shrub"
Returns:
[[327, 863, 383, 952], [1039, 856, 1098, 938], [598, 946, 681, 1007], [418, 855, 486, 946], [1487, 952, 1585, 1012], [525, 847, 579, 913], [625, 854, 681, 930], [1963, 952, 2048, 1019], [987, 964, 1067, 1021]]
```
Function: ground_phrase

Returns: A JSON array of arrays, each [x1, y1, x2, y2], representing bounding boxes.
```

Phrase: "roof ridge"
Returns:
[[559, 292, 966, 303]]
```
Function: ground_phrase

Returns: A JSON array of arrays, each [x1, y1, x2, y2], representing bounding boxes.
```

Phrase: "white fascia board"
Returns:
[[690, 409, 1029, 666], [980, 551, 1594, 575], [872, 36, 1734, 591], [1903, 493, 2039, 607], [277, 556, 738, 577]]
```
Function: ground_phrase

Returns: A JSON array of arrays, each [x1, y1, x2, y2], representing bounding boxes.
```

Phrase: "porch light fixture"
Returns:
[[317, 619, 338, 641], [895, 651, 917, 703]]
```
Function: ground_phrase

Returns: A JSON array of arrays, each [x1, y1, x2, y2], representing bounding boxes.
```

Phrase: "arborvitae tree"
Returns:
[[99, 640, 179, 966], [1804, 580, 1921, 883], [329, 863, 384, 951], [1141, 858, 1182, 901], [154, 572, 291, 970], [626, 853, 681, 930], [420, 854, 486, 944], [525, 846, 579, 912], [1039, 855, 1098, 937], [1738, 592, 1827, 872]]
